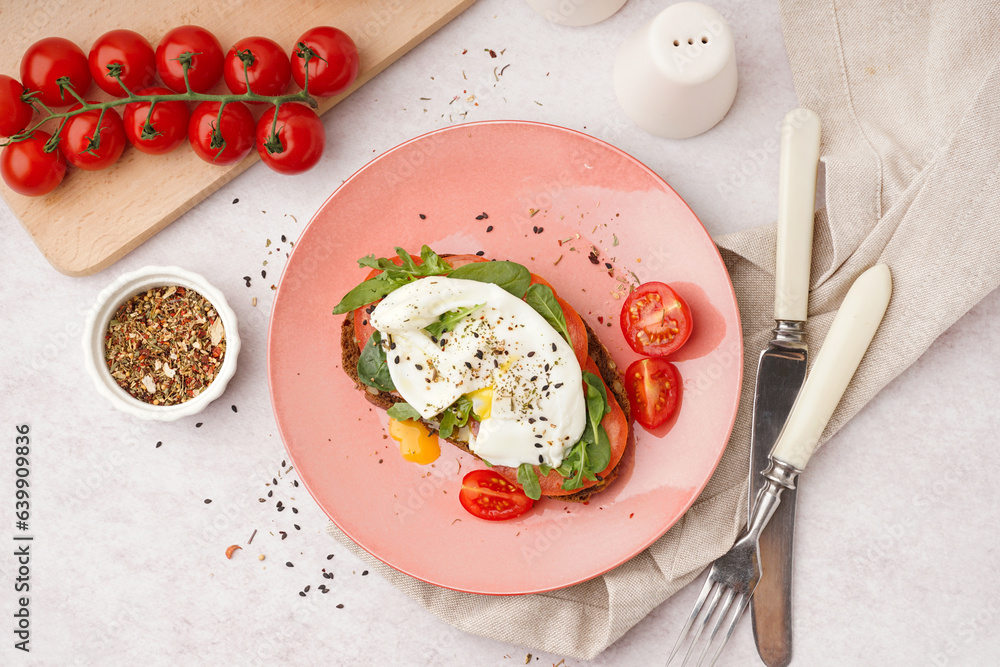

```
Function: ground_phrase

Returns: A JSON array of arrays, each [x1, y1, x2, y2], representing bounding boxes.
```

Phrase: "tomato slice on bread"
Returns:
[[620, 282, 692, 357], [459, 470, 534, 520]]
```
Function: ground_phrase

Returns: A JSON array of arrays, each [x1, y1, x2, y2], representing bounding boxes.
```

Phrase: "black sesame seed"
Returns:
[[539, 416, 548, 421], [486, 225, 493, 232], [294, 524, 300, 530], [280, 531, 287, 539], [299, 591, 306, 597], [534, 443, 543, 448], [530, 375, 538, 381], [390, 341, 396, 350], [261, 270, 267, 279], [476, 250, 485, 256], [464, 361, 472, 369], [542, 384, 550, 391], [475, 350, 484, 359], [544, 363, 550, 372], [272, 478, 278, 485], [551, 343, 557, 352], [415, 364, 423, 370], [268, 490, 273, 497], [605, 262, 613, 269], [555, 382, 563, 388], [336, 604, 344, 609], [532, 225, 538, 233], [493, 359, 499, 367], [528, 418, 536, 423], [535, 434, 543, 439], [281, 235, 287, 243], [232, 405, 238, 413], [419, 213, 426, 219], [243, 276, 252, 286], [292, 507, 298, 514], [394, 356, 400, 364], [362, 570, 369, 576], [286, 562, 294, 567], [204, 499, 211, 504], [196, 422, 203, 428], [527, 351, 535, 357], [232, 198, 239, 204], [155, 441, 162, 448], [327, 554, 334, 560], [538, 454, 544, 463], [293, 480, 299, 487]]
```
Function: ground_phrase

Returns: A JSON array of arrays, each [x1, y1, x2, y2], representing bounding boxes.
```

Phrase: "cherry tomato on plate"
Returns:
[[290, 26, 359, 97], [224, 36, 291, 98], [624, 357, 681, 429], [620, 281, 693, 356], [123, 87, 190, 155], [156, 25, 224, 93], [1, 131, 66, 196], [0, 75, 34, 137], [20, 37, 92, 108], [88, 29, 157, 96], [459, 470, 534, 521], [58, 104, 127, 171], [256, 103, 325, 174], [188, 101, 255, 165]]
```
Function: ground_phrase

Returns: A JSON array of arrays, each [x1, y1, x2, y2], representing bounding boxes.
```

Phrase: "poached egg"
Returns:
[[369, 277, 586, 468]]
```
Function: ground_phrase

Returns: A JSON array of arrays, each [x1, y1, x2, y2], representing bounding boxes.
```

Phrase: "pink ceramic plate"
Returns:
[[268, 121, 742, 595]]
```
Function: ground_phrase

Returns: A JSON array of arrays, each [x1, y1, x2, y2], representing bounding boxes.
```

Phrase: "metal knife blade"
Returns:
[[750, 108, 821, 667]]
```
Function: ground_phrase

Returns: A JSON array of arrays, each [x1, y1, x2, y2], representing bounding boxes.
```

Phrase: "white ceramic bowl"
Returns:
[[524, 0, 628, 26], [82, 266, 241, 421]]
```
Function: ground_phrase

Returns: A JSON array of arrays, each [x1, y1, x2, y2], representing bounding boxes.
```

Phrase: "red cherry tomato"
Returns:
[[459, 470, 534, 521], [255, 103, 325, 175], [624, 357, 680, 429], [224, 36, 291, 98], [290, 26, 359, 97], [88, 29, 157, 96], [0, 75, 34, 137], [619, 282, 693, 356], [123, 87, 190, 155], [1, 131, 66, 196], [58, 104, 127, 171], [188, 101, 254, 165], [20, 37, 92, 108], [155, 25, 224, 93]]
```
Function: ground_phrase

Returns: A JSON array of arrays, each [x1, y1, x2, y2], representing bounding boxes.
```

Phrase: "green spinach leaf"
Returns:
[[423, 303, 484, 339], [525, 283, 571, 345], [357, 331, 395, 392], [386, 402, 421, 421], [448, 261, 531, 299]]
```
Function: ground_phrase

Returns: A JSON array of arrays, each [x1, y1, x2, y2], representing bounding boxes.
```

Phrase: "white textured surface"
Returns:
[[1, 1, 997, 665]]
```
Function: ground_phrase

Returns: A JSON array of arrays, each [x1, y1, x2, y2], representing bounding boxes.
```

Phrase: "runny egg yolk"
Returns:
[[466, 387, 493, 420], [388, 418, 440, 465]]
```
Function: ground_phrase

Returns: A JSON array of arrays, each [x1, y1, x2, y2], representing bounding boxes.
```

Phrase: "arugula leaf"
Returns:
[[423, 303, 484, 339], [386, 402, 422, 421], [525, 283, 571, 345], [556, 372, 613, 492], [333, 246, 452, 314], [448, 261, 531, 299], [517, 463, 542, 501], [332, 278, 402, 314], [438, 395, 474, 439], [357, 331, 395, 392]]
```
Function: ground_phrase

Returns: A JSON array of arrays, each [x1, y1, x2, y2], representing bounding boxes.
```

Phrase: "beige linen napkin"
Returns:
[[327, 1, 1000, 658]]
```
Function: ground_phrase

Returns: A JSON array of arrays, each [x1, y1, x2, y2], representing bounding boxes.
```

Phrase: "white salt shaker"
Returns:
[[614, 2, 737, 138], [524, 0, 628, 27]]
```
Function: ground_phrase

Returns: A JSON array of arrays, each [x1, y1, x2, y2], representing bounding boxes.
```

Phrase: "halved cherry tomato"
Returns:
[[620, 282, 692, 356], [459, 470, 534, 521], [624, 357, 680, 429], [493, 357, 629, 497]]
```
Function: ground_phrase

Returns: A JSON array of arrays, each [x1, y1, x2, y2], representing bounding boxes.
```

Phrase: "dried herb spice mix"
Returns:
[[105, 286, 226, 405]]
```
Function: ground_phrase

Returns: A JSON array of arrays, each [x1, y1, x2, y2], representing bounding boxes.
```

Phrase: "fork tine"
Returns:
[[706, 593, 751, 667], [694, 587, 736, 667], [666, 578, 715, 664], [680, 583, 723, 666]]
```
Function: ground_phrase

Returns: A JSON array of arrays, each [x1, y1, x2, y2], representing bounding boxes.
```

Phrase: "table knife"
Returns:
[[749, 108, 821, 667]]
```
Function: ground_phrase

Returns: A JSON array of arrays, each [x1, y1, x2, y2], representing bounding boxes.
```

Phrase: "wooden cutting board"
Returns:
[[0, 0, 475, 276]]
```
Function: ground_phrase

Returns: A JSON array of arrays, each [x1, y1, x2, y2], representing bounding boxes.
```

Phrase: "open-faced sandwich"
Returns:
[[333, 246, 631, 517]]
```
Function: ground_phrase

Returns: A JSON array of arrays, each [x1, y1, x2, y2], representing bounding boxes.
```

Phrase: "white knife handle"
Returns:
[[774, 108, 821, 322], [770, 264, 892, 470]]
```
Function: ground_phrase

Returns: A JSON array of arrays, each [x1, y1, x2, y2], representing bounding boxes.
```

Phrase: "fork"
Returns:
[[666, 263, 893, 666]]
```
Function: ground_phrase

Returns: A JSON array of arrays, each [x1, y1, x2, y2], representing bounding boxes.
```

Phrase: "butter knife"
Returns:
[[749, 108, 821, 667]]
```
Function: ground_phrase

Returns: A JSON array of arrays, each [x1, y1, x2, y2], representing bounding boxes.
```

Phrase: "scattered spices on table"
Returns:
[[248, 529, 257, 545], [243, 276, 252, 287], [336, 604, 344, 609], [204, 499, 212, 504], [261, 270, 267, 279], [232, 198, 239, 204], [419, 213, 426, 220], [225, 545, 241, 559], [286, 561, 294, 567], [155, 441, 162, 448], [104, 286, 226, 406], [196, 422, 204, 428]]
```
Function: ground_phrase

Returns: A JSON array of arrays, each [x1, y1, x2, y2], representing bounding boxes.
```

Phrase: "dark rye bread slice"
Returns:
[[340, 308, 631, 503]]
